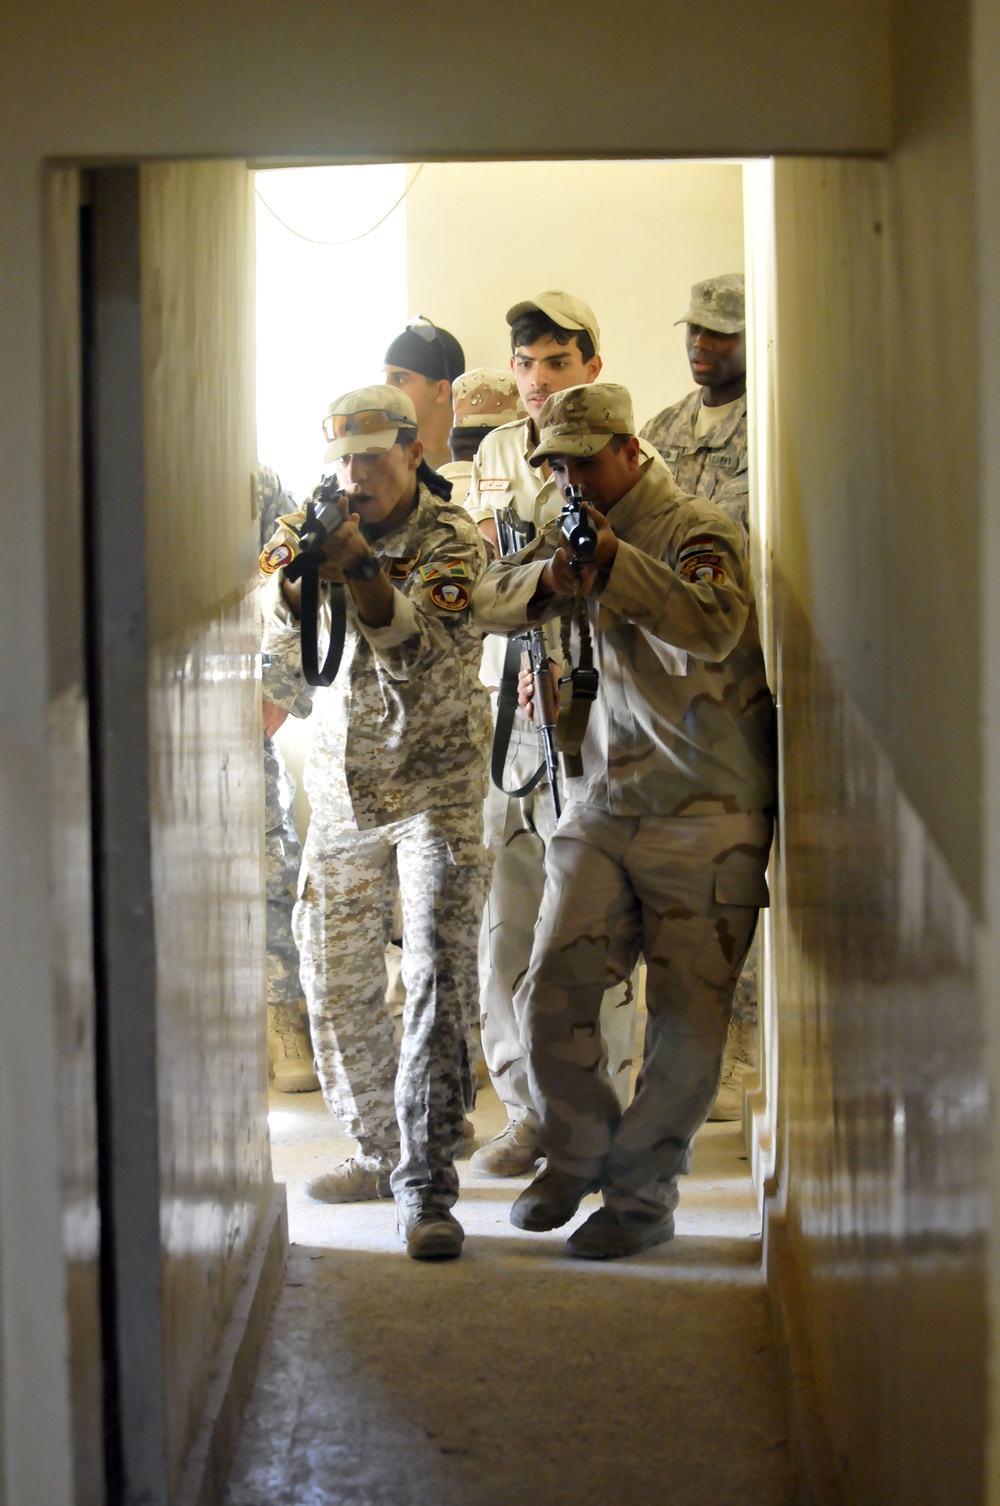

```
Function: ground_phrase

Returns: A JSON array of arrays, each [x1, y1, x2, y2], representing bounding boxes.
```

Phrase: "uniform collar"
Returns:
[[684, 387, 746, 449], [605, 452, 681, 537], [370, 481, 435, 558]]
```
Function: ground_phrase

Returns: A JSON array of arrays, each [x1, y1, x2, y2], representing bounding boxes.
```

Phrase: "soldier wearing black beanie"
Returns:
[[383, 318, 465, 471]]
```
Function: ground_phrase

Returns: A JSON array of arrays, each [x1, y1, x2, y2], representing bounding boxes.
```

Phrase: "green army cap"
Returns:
[[676, 273, 745, 334], [322, 383, 418, 465], [506, 290, 601, 355], [529, 382, 635, 467]]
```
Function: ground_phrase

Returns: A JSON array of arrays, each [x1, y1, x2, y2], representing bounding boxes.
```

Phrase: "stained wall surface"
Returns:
[[753, 4, 990, 1489], [140, 160, 270, 1497], [404, 160, 745, 438]]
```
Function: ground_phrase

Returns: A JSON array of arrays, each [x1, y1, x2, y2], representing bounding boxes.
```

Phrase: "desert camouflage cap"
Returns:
[[675, 273, 745, 334], [322, 383, 419, 465], [529, 382, 635, 467], [506, 290, 601, 355], [451, 368, 524, 429]]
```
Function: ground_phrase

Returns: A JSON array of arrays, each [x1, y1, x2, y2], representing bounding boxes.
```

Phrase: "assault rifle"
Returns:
[[283, 476, 348, 688], [491, 508, 563, 821]]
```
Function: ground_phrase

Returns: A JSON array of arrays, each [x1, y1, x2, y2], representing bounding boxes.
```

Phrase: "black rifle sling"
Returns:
[[300, 563, 347, 688], [490, 634, 547, 798]]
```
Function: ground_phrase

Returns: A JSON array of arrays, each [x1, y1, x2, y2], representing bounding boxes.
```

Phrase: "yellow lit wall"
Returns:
[[405, 160, 745, 435]]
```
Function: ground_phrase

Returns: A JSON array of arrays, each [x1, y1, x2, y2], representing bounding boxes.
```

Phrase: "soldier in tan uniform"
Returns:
[[261, 386, 491, 1261], [640, 273, 757, 1119], [640, 274, 748, 534], [382, 318, 465, 471], [472, 383, 775, 1259], [463, 294, 641, 1179]]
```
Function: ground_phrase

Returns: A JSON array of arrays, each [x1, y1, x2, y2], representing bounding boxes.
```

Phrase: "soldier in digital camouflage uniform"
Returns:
[[260, 386, 491, 1261], [463, 294, 642, 1180], [258, 465, 319, 1093], [640, 274, 749, 535], [472, 383, 775, 1259], [639, 274, 758, 1119]]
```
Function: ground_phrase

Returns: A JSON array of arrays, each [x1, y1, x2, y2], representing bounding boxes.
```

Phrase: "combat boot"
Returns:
[[400, 1206, 465, 1261], [469, 1116, 543, 1177], [268, 1003, 319, 1093], [305, 1157, 393, 1203], [566, 1206, 675, 1260], [509, 1166, 599, 1231]]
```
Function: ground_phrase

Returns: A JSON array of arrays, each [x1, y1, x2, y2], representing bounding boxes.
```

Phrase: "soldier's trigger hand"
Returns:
[[542, 547, 599, 599], [317, 514, 370, 582], [584, 505, 619, 572]]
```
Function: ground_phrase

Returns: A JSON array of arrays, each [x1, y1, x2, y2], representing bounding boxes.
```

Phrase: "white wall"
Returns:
[[405, 160, 745, 435]]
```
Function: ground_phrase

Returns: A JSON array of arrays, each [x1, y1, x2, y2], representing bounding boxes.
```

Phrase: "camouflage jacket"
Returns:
[[257, 465, 315, 721], [471, 454, 775, 819], [260, 482, 491, 830], [639, 389, 748, 535]]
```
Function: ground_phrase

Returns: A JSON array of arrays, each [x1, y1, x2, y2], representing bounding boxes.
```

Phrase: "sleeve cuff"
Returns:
[[356, 585, 420, 651]]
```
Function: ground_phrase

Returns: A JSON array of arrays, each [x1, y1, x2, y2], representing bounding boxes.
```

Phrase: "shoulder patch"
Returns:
[[678, 551, 729, 587], [260, 541, 295, 576], [387, 553, 420, 580], [429, 580, 471, 612]]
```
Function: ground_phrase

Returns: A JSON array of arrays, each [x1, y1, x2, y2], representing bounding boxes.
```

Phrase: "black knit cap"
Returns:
[[384, 321, 465, 384]]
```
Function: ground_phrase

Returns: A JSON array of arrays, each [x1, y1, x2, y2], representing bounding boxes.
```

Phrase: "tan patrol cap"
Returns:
[[675, 273, 745, 334], [322, 383, 418, 465], [451, 368, 524, 429], [505, 290, 601, 355], [529, 382, 635, 468]]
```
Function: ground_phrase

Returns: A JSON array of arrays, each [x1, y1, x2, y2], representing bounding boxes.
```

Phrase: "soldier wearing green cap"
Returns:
[[260, 384, 491, 1261], [641, 272, 758, 1120], [472, 381, 776, 1260], [641, 273, 749, 534]]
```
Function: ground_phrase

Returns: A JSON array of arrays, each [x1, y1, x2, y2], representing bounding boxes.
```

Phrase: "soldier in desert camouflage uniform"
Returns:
[[260, 387, 491, 1261], [640, 274, 758, 1119], [436, 367, 523, 509], [473, 383, 775, 1260], [257, 465, 318, 1093]]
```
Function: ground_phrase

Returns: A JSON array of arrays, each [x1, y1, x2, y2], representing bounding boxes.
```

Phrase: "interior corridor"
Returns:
[[225, 1076, 790, 1506]]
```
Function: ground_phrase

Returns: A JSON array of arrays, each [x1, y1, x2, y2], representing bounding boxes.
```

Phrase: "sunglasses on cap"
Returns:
[[321, 408, 418, 443], [407, 315, 460, 383]]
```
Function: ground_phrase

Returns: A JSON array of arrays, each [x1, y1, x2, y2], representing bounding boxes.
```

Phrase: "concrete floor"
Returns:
[[225, 1080, 791, 1505]]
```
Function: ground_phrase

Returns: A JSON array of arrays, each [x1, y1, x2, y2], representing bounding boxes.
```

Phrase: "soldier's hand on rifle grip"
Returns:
[[517, 661, 561, 725]]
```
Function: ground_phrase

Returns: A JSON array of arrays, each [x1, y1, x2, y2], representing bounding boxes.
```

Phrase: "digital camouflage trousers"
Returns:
[[293, 803, 490, 1213]]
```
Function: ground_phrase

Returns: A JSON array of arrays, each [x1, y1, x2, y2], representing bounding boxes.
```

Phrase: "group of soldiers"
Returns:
[[259, 276, 776, 1261]]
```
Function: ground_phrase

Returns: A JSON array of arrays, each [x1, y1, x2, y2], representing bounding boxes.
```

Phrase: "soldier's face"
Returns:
[[333, 440, 422, 530], [511, 336, 602, 422], [685, 325, 746, 390], [383, 366, 451, 433], [549, 437, 642, 510]]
